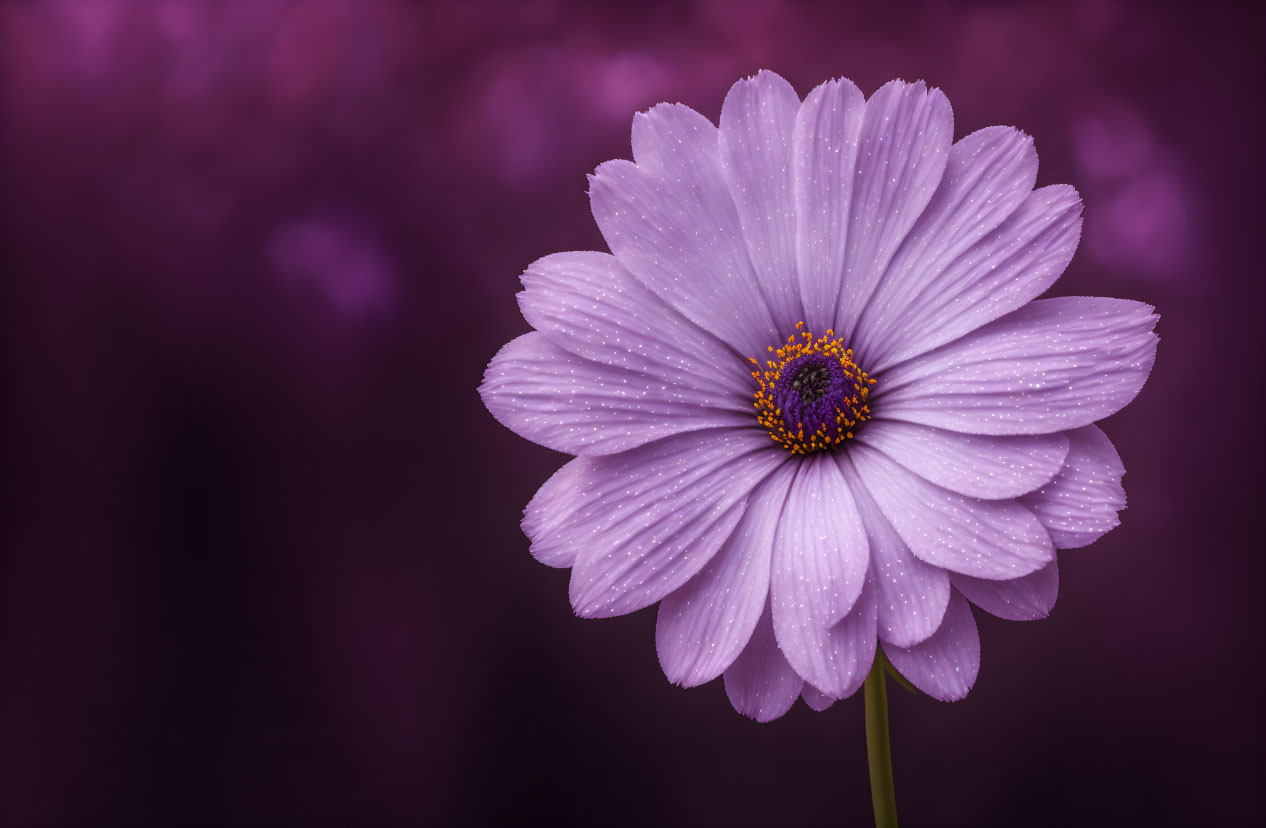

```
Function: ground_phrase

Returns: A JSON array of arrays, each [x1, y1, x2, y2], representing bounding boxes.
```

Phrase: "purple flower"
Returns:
[[480, 71, 1157, 722]]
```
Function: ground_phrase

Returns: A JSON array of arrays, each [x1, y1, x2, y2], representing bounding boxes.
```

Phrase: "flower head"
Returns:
[[480, 71, 1157, 721]]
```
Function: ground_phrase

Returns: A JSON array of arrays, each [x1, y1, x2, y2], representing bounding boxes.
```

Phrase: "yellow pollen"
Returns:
[[749, 323, 876, 456]]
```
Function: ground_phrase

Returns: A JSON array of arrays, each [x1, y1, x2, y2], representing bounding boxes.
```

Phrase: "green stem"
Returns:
[[864, 653, 899, 828]]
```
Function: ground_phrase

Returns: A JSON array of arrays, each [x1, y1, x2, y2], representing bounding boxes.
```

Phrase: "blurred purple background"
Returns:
[[2, 1, 1263, 826]]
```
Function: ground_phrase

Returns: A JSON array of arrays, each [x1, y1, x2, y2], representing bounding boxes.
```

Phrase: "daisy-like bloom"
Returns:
[[480, 71, 1157, 722]]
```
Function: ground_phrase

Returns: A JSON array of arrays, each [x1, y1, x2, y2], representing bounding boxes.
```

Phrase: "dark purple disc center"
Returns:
[[771, 353, 860, 439]]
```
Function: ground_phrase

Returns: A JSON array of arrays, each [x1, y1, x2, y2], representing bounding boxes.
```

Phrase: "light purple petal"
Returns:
[[854, 126, 1038, 368], [523, 457, 591, 568], [953, 561, 1059, 621], [517, 251, 751, 409], [773, 569, 878, 699], [590, 104, 778, 358], [833, 80, 954, 343], [1020, 425, 1126, 548], [801, 683, 837, 712], [718, 70, 806, 335], [771, 453, 868, 628], [876, 297, 1159, 436], [480, 332, 751, 456], [656, 460, 796, 687], [560, 429, 784, 618], [857, 420, 1069, 499], [723, 599, 804, 723], [883, 589, 980, 701], [792, 77, 866, 334], [862, 185, 1084, 373], [850, 443, 1054, 579], [841, 455, 951, 648]]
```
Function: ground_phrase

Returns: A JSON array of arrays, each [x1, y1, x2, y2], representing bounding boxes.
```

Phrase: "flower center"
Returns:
[[749, 322, 876, 455]]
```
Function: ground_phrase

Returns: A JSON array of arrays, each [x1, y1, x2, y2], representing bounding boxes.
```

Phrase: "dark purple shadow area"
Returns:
[[1, 2, 1262, 826]]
